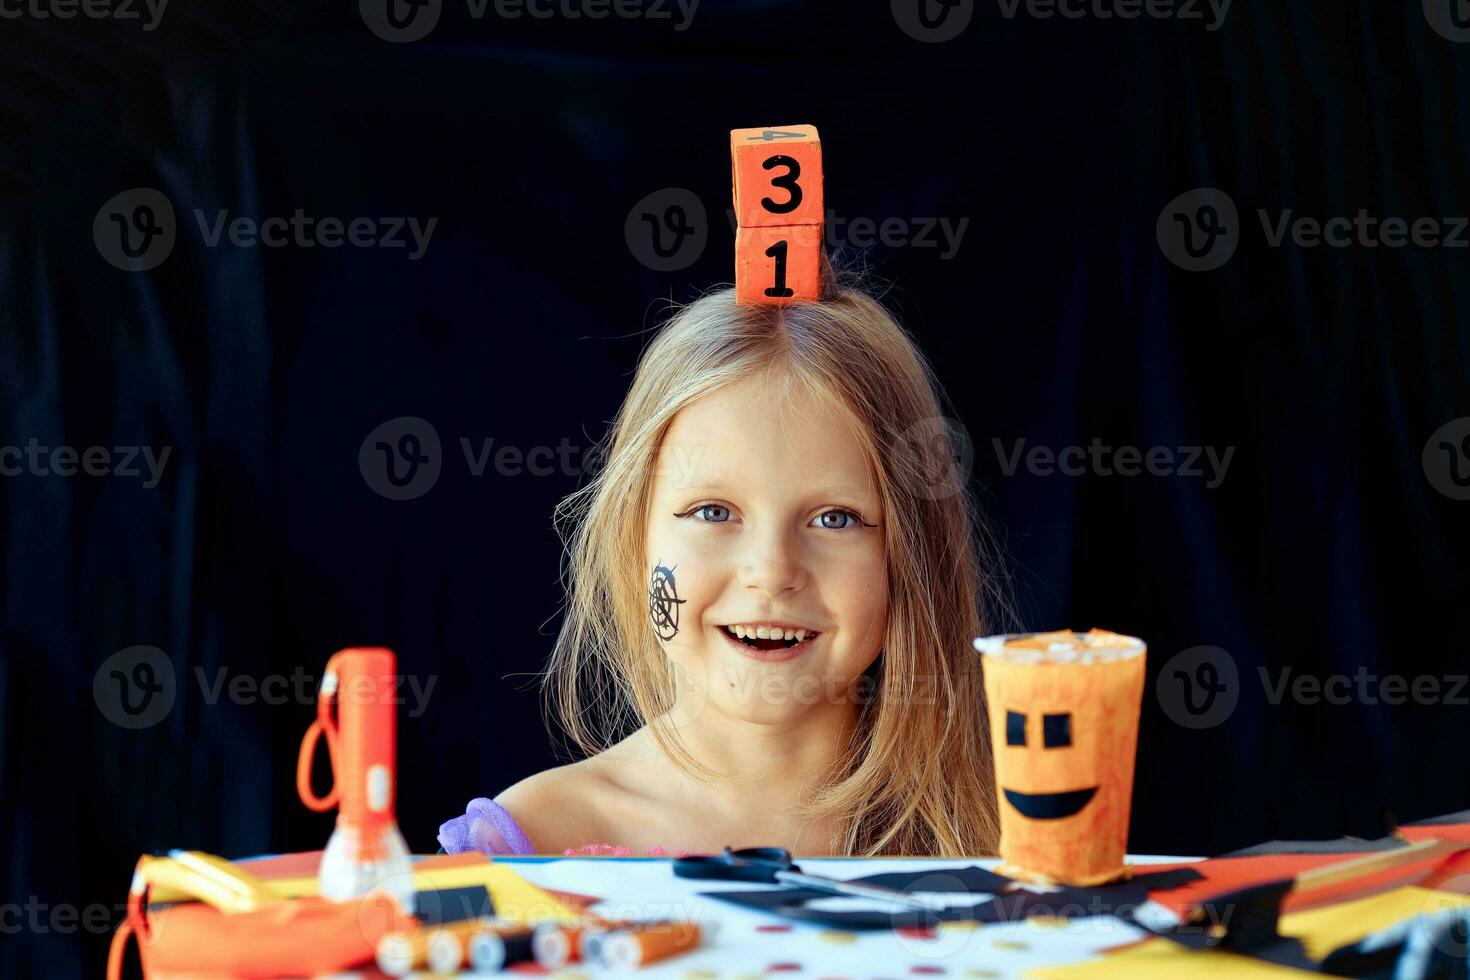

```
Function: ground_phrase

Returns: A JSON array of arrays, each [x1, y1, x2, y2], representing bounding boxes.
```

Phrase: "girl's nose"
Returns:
[[737, 528, 809, 596]]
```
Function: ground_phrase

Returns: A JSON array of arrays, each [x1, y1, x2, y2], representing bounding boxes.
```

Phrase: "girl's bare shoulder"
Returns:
[[493, 731, 655, 853]]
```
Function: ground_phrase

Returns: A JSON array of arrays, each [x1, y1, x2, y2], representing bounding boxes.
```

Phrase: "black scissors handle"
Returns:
[[673, 846, 799, 883]]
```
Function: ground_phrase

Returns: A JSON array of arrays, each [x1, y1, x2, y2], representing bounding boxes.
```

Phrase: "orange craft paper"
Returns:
[[1400, 821, 1470, 845], [1141, 840, 1470, 919], [133, 890, 413, 978], [978, 629, 1147, 886]]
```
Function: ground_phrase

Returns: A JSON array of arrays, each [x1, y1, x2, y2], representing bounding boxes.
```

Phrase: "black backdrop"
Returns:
[[3, 1, 1469, 975]]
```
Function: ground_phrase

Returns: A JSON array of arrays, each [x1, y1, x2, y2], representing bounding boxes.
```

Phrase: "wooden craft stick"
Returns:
[[1295, 838, 1464, 894]]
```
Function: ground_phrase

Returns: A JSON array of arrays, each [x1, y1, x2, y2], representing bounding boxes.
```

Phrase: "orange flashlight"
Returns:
[[297, 647, 413, 904]]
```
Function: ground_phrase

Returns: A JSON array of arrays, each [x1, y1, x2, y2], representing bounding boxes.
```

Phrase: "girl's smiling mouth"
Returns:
[[717, 622, 821, 660]]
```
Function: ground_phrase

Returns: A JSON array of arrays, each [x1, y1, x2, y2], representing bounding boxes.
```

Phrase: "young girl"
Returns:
[[439, 278, 1007, 857]]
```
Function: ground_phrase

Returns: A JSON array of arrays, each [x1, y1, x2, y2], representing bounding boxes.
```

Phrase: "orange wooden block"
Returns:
[[735, 224, 822, 305], [730, 124, 824, 228]]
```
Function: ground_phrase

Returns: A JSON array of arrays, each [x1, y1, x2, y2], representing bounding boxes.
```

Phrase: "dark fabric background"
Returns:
[[2, 1, 1468, 975]]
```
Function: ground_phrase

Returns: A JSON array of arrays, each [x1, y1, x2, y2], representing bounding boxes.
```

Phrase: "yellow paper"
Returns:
[[1032, 885, 1470, 977], [135, 853, 287, 914], [1278, 885, 1470, 961], [150, 860, 581, 926], [1025, 938, 1317, 978]]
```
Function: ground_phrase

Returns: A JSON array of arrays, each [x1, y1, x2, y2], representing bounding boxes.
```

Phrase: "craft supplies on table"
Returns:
[[498, 824, 1470, 979], [109, 821, 1470, 978], [505, 853, 1162, 977], [106, 849, 585, 980], [673, 845, 953, 912]]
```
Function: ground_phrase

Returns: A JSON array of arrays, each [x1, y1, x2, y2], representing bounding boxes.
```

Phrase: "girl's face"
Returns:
[[644, 372, 889, 727]]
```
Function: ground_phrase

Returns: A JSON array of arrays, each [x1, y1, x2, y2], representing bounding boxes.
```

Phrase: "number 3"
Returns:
[[761, 155, 803, 215]]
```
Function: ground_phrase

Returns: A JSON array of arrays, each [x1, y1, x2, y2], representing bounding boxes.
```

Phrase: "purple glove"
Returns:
[[437, 797, 537, 856]]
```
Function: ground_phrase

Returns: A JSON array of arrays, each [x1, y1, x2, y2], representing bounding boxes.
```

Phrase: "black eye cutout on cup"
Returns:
[[1006, 710, 1026, 746], [1043, 712, 1072, 748]]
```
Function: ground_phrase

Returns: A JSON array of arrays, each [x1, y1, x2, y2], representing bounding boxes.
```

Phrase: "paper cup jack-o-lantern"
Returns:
[[974, 629, 1147, 887]]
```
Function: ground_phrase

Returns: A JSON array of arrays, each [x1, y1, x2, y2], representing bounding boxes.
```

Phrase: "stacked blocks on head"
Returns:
[[731, 125, 824, 304]]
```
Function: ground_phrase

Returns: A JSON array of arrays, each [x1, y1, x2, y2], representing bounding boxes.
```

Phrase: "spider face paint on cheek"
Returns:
[[647, 562, 688, 641]]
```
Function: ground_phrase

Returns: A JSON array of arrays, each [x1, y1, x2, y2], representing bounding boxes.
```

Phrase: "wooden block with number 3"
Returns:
[[736, 224, 822, 304], [730, 125, 824, 228]]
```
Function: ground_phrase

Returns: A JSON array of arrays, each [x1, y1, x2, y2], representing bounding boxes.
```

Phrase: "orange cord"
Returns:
[[296, 653, 341, 812], [106, 921, 132, 980], [107, 861, 151, 980], [105, 922, 131, 980]]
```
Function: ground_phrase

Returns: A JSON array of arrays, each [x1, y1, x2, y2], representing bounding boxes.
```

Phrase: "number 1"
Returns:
[[764, 241, 794, 298]]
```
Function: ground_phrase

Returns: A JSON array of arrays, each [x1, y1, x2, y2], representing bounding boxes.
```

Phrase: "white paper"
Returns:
[[490, 856, 1170, 977]]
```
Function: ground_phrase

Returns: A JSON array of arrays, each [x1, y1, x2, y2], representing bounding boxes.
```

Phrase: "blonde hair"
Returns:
[[545, 281, 1006, 856]]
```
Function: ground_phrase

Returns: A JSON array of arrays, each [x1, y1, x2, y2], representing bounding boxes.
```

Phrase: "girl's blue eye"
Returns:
[[692, 504, 730, 523], [813, 509, 862, 530]]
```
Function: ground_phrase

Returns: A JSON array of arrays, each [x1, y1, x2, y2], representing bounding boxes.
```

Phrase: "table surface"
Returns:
[[485, 854, 1198, 978]]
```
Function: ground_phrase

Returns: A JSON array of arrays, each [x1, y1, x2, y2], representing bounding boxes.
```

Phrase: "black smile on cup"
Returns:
[[1003, 786, 1098, 820]]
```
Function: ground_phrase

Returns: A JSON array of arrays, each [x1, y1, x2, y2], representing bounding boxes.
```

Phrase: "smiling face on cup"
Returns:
[[976, 630, 1147, 885], [999, 704, 1097, 820]]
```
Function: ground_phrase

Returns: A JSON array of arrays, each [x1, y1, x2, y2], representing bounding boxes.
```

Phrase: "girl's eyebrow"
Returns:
[[803, 484, 872, 500], [674, 480, 871, 498], [674, 481, 728, 494]]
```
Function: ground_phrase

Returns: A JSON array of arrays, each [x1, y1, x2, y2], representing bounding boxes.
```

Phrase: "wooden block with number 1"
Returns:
[[735, 224, 822, 304]]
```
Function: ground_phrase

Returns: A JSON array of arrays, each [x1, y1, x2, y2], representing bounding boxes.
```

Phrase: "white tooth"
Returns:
[[755, 626, 770, 639], [783, 629, 796, 641], [733, 625, 747, 639], [795, 629, 806, 642]]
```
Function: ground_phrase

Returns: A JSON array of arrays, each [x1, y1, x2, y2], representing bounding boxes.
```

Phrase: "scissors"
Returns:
[[674, 847, 951, 912]]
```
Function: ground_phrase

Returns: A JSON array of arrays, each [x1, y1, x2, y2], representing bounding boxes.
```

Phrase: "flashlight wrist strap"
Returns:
[[296, 661, 342, 812]]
